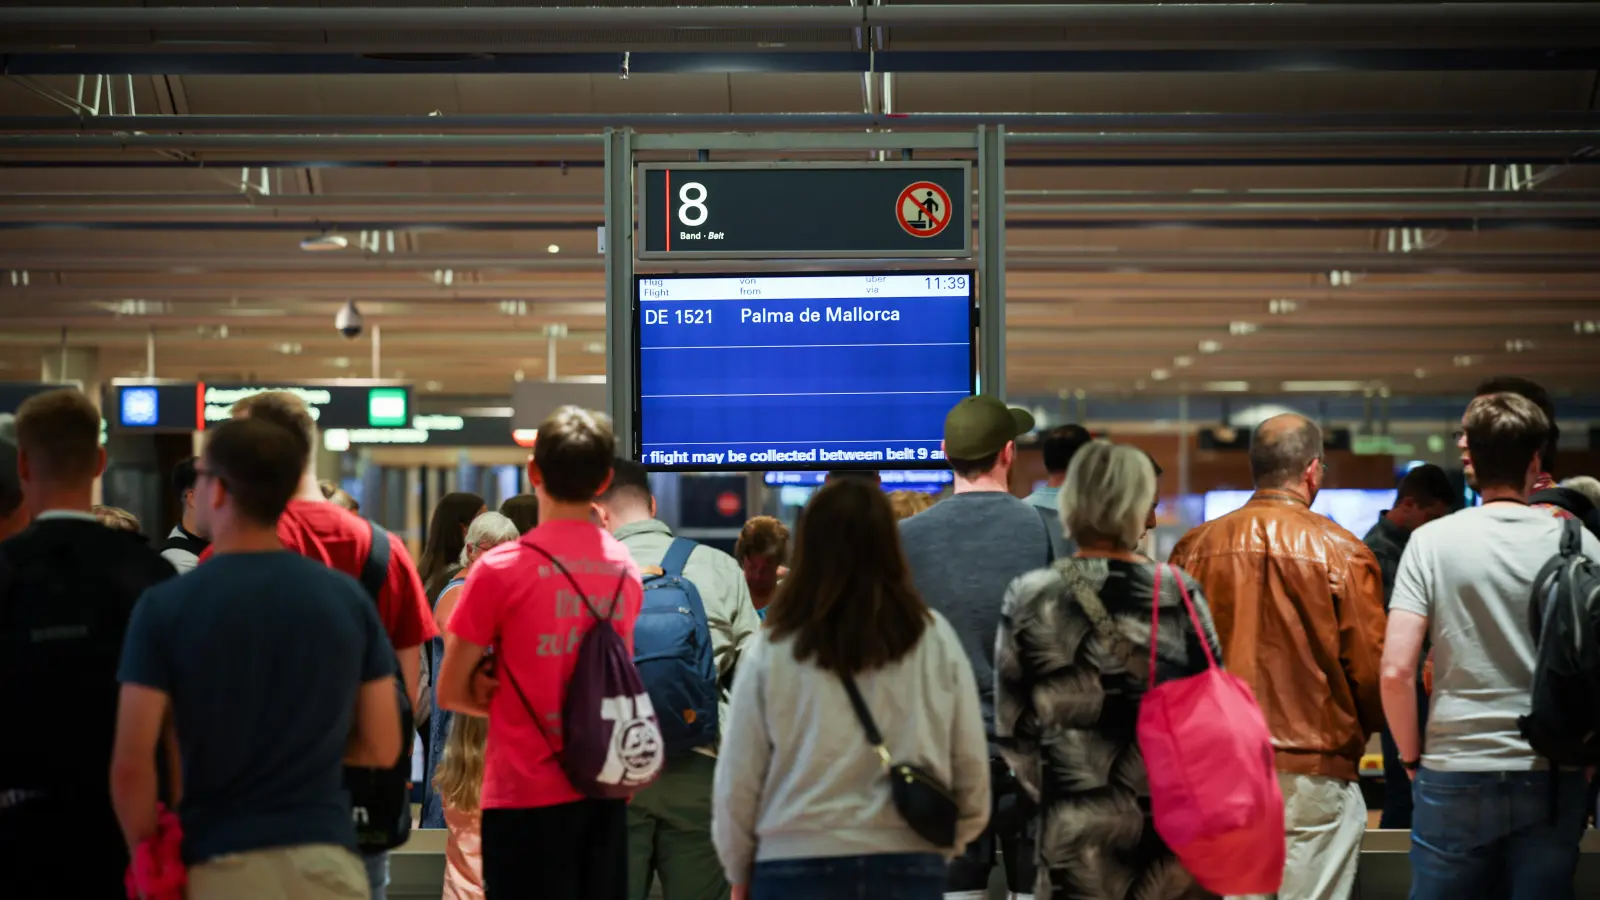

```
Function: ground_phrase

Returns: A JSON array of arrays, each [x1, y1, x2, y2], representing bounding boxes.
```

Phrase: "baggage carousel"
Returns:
[[388, 828, 1600, 899]]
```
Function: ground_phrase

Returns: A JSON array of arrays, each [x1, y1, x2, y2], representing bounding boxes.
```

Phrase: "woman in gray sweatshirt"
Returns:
[[711, 478, 991, 900]]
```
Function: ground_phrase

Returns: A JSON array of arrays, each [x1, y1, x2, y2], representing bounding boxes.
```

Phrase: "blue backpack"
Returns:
[[635, 538, 719, 754]]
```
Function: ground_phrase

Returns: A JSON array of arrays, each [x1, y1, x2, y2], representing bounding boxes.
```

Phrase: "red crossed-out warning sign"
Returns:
[[896, 181, 953, 238]]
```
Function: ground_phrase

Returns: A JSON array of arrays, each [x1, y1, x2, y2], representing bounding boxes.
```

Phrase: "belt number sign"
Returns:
[[897, 181, 953, 238]]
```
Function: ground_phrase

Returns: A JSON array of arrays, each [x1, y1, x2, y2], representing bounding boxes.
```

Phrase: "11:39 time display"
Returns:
[[924, 275, 969, 291]]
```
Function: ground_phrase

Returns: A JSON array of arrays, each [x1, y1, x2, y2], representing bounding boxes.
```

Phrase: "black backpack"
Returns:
[[344, 522, 415, 854], [1518, 517, 1600, 767]]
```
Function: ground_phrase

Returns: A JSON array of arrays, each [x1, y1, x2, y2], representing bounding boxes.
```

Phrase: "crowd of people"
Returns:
[[0, 375, 1596, 900]]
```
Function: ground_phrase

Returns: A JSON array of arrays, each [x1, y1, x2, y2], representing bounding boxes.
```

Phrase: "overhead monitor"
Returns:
[[635, 271, 975, 471], [1203, 488, 1396, 539]]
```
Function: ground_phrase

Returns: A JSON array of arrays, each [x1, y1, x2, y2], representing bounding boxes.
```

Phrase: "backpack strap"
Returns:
[[503, 541, 633, 753], [658, 537, 696, 580], [362, 522, 392, 602], [1527, 518, 1583, 644], [1558, 515, 1584, 557]]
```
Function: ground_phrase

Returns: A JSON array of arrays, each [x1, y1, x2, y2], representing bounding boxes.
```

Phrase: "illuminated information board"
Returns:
[[635, 272, 974, 471]]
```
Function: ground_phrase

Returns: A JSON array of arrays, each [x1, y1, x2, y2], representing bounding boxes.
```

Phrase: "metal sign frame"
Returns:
[[605, 127, 1006, 461], [635, 160, 973, 260]]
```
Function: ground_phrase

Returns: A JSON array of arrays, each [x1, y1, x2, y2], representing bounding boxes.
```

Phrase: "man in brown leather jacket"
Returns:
[[1169, 413, 1386, 900]]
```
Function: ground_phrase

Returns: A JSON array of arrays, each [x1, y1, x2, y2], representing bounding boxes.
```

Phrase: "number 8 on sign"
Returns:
[[678, 182, 708, 227]]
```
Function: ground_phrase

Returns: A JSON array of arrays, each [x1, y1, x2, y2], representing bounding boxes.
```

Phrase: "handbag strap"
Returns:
[[839, 673, 894, 770], [1058, 560, 1144, 681], [1149, 563, 1218, 686]]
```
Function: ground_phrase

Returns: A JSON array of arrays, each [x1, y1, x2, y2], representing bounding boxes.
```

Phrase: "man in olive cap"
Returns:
[[899, 395, 1054, 900]]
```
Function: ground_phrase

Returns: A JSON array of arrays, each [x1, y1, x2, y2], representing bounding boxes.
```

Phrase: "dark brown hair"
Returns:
[[948, 451, 1000, 481], [734, 515, 789, 564], [1475, 375, 1559, 474], [1041, 424, 1094, 475], [15, 388, 101, 483], [203, 417, 310, 526], [765, 479, 930, 675], [533, 406, 615, 502], [1464, 392, 1550, 490], [232, 391, 316, 469], [420, 492, 484, 599], [499, 494, 540, 534]]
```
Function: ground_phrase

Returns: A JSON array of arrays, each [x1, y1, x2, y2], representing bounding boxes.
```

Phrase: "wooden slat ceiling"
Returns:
[[1, 64, 1598, 398]]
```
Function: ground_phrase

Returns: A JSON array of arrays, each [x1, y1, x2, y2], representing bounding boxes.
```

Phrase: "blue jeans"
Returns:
[[363, 851, 389, 900], [1410, 768, 1589, 900], [750, 852, 946, 900]]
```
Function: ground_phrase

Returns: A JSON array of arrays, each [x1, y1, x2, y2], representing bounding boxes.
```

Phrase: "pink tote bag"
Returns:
[[1138, 564, 1285, 896]]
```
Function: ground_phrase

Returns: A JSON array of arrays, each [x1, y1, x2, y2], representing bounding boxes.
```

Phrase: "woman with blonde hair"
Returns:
[[995, 441, 1223, 900], [886, 489, 936, 521], [421, 511, 521, 829], [318, 479, 359, 513], [435, 713, 490, 899]]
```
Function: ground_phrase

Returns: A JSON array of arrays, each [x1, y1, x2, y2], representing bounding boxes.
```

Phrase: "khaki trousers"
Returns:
[[188, 843, 370, 900], [1230, 772, 1366, 900]]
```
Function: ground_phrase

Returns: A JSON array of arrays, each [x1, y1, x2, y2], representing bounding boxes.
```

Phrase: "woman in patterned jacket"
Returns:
[[996, 441, 1224, 900]]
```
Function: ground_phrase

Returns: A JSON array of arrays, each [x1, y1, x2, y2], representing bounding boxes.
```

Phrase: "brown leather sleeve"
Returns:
[[1167, 530, 1197, 572], [1337, 544, 1389, 738]]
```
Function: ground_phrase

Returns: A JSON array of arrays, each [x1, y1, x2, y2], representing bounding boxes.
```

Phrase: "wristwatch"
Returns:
[[1402, 757, 1421, 772]]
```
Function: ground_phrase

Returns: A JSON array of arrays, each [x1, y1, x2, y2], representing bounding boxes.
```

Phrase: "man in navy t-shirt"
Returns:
[[110, 416, 402, 899]]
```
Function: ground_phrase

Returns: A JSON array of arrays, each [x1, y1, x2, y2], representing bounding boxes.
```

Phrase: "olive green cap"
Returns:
[[943, 395, 1035, 461]]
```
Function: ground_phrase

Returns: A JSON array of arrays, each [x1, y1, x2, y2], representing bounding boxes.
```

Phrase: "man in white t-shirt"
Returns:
[[1382, 391, 1600, 900]]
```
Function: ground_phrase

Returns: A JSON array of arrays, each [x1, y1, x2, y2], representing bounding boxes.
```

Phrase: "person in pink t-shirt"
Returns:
[[437, 406, 643, 900]]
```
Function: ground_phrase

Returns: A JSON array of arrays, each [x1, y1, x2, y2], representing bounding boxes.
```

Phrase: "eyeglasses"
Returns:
[[194, 466, 227, 489], [1452, 430, 1468, 446]]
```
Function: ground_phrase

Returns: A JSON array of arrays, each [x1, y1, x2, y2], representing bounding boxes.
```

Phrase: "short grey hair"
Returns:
[[1561, 475, 1600, 511], [1061, 441, 1157, 551], [1249, 414, 1324, 488], [460, 511, 521, 566]]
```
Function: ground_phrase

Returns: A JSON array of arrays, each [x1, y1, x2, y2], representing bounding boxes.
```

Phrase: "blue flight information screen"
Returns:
[[635, 272, 974, 471]]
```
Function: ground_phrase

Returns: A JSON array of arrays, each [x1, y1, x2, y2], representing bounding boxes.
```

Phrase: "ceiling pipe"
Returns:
[[10, 189, 1598, 206], [8, 112, 1600, 133], [3, 130, 1597, 156], [5, 200, 1596, 225], [1, 4, 1590, 31], [12, 251, 1600, 274]]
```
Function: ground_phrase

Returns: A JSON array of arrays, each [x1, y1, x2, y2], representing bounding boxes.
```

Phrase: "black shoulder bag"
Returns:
[[839, 673, 959, 847], [345, 522, 415, 854]]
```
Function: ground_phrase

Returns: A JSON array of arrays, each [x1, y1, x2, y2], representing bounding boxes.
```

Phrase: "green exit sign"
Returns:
[[1353, 434, 1414, 456], [367, 388, 408, 427]]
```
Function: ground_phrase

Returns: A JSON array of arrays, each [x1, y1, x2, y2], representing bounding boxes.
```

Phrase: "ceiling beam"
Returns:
[[9, 112, 1600, 134], [1, 3, 1591, 40], [11, 250, 1600, 275], [9, 218, 1600, 232], [4, 48, 1599, 75]]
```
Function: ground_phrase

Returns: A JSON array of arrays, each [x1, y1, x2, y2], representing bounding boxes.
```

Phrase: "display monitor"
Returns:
[[1203, 488, 1397, 538], [635, 271, 975, 471]]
